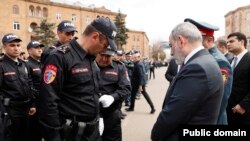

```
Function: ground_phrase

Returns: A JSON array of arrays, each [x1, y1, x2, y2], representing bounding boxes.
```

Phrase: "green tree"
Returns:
[[33, 19, 57, 47], [114, 10, 129, 50]]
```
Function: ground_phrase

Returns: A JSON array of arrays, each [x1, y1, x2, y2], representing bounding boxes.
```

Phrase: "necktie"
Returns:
[[232, 57, 238, 70]]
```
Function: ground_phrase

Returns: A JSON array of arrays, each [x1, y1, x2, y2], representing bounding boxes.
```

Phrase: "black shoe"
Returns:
[[125, 108, 134, 112], [150, 109, 156, 114]]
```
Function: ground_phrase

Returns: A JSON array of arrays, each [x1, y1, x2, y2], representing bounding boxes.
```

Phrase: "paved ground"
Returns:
[[122, 67, 169, 141]]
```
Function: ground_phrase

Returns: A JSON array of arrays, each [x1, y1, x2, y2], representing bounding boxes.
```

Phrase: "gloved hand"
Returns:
[[99, 95, 114, 108], [99, 118, 104, 136]]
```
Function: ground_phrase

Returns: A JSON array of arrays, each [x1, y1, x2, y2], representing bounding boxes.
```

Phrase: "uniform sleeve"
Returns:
[[37, 53, 64, 141], [111, 63, 131, 101]]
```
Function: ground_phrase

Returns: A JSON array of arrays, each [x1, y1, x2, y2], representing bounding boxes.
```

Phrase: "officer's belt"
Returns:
[[63, 115, 99, 125], [9, 98, 31, 106]]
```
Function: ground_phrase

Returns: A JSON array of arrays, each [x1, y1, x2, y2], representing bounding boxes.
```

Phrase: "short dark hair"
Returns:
[[217, 39, 227, 47], [227, 32, 247, 48], [83, 24, 99, 36]]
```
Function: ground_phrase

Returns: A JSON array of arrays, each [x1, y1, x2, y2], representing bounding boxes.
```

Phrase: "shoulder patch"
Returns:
[[57, 45, 70, 54], [43, 64, 57, 84], [220, 68, 229, 84]]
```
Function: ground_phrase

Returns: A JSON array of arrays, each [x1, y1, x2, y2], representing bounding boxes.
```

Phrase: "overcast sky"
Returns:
[[54, 0, 250, 43]]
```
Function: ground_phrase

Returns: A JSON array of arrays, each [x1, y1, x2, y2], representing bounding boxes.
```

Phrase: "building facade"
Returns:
[[123, 29, 149, 57], [225, 5, 250, 49], [0, 0, 150, 57]]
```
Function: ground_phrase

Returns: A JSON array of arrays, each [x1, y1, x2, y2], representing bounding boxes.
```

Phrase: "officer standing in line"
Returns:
[[95, 48, 131, 141], [26, 40, 44, 141], [41, 20, 77, 63], [37, 17, 117, 141], [184, 18, 233, 124], [0, 33, 36, 141], [123, 50, 134, 107]]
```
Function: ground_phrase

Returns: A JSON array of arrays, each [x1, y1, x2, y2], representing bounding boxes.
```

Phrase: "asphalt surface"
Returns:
[[122, 67, 169, 141]]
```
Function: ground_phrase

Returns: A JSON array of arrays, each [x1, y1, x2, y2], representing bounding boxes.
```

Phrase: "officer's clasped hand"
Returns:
[[99, 95, 114, 108]]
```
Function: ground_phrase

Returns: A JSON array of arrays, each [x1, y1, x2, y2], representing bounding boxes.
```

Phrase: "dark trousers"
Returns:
[[102, 110, 122, 141], [4, 104, 30, 141], [130, 85, 155, 111], [149, 69, 155, 79], [29, 113, 42, 141], [141, 85, 154, 110], [129, 85, 140, 110]]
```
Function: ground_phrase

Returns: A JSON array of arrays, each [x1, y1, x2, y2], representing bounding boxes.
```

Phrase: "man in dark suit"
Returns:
[[216, 39, 234, 63], [226, 32, 250, 124], [151, 22, 224, 141], [165, 57, 178, 83]]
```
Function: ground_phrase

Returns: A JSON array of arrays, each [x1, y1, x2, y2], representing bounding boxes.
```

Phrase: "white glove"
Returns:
[[99, 118, 104, 136], [99, 95, 114, 108]]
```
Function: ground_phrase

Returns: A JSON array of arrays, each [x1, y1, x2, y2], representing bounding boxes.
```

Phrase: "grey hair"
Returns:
[[171, 22, 202, 43]]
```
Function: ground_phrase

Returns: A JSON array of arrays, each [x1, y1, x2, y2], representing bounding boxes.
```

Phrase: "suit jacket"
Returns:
[[227, 51, 250, 124], [151, 49, 224, 141], [165, 58, 178, 83]]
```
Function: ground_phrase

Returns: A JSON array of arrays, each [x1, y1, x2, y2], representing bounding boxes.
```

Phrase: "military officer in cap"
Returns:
[[0, 33, 36, 141], [95, 47, 131, 141], [26, 40, 44, 141], [184, 18, 233, 125], [38, 17, 117, 141], [41, 20, 78, 64]]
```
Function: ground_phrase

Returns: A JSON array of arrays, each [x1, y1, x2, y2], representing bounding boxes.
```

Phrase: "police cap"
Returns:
[[2, 33, 22, 44], [91, 17, 117, 51], [184, 18, 219, 36]]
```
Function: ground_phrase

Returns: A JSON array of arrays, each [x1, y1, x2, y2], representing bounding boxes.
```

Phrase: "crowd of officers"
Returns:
[[0, 17, 154, 141]]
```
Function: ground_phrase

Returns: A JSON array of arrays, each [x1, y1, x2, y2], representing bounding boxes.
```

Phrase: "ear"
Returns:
[[178, 35, 186, 47], [91, 32, 99, 41]]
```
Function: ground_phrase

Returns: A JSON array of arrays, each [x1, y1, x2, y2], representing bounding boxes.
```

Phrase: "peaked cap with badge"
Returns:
[[184, 18, 219, 36]]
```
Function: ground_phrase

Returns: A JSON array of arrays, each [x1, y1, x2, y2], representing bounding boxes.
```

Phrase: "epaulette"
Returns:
[[57, 44, 70, 54]]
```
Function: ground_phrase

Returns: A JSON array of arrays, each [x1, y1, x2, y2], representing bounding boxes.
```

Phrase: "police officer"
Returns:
[[95, 48, 131, 141], [26, 40, 44, 141], [37, 17, 117, 141], [123, 50, 134, 106], [41, 20, 77, 63], [0, 33, 36, 141], [184, 18, 233, 124]]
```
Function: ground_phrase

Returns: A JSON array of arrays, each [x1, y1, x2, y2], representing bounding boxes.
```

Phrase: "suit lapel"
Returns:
[[234, 52, 250, 71]]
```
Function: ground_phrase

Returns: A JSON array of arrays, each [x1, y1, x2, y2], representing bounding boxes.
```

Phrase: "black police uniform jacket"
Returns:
[[99, 60, 131, 117], [26, 56, 42, 93], [38, 39, 100, 139], [0, 55, 33, 100]]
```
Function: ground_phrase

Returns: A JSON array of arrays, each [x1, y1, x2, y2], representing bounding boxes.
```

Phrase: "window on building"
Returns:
[[72, 14, 77, 22], [43, 8, 48, 17], [13, 21, 20, 30], [56, 12, 61, 20], [36, 6, 42, 17], [137, 36, 140, 41], [29, 5, 35, 16], [247, 12, 250, 20], [247, 25, 250, 33], [247, 38, 250, 44], [29, 22, 38, 32], [133, 35, 136, 41], [86, 16, 91, 24], [13, 5, 19, 14]]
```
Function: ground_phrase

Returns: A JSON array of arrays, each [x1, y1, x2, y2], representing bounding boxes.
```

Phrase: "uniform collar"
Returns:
[[3, 55, 22, 66]]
